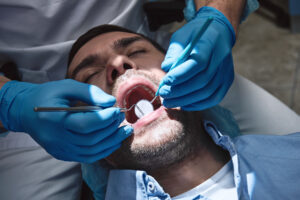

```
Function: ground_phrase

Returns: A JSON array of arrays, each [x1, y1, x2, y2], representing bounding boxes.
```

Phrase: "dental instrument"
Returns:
[[134, 99, 154, 118], [155, 16, 213, 96], [34, 96, 159, 114], [33, 18, 213, 115]]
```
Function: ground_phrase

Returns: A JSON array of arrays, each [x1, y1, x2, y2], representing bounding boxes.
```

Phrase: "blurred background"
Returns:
[[233, 0, 300, 114]]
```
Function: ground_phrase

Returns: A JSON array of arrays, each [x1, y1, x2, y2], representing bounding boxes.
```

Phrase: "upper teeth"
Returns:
[[123, 85, 155, 108]]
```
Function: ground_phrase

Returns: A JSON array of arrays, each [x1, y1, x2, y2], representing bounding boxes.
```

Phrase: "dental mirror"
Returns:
[[134, 99, 154, 119]]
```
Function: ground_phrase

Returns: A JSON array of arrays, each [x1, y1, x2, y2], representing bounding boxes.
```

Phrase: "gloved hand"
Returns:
[[158, 6, 236, 111], [0, 79, 132, 163]]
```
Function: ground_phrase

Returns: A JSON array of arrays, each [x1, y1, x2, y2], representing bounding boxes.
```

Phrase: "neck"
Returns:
[[148, 135, 230, 197]]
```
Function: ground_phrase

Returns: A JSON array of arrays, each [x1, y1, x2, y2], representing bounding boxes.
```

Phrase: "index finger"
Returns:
[[64, 107, 124, 133], [162, 43, 213, 86]]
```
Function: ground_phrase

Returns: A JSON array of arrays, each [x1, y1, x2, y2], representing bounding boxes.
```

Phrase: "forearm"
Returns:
[[194, 0, 246, 34], [0, 75, 10, 89]]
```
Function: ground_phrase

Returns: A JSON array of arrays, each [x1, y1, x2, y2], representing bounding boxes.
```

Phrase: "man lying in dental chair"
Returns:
[[66, 24, 300, 200]]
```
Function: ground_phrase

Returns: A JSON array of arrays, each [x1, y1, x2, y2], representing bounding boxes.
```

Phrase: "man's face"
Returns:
[[68, 31, 202, 171]]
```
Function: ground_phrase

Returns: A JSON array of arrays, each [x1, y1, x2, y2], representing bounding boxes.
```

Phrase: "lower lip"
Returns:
[[132, 106, 166, 131]]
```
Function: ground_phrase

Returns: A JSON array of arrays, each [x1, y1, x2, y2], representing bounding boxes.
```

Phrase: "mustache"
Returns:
[[111, 69, 161, 97]]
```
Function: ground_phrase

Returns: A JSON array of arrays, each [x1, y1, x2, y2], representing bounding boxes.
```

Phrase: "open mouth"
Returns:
[[116, 77, 162, 124]]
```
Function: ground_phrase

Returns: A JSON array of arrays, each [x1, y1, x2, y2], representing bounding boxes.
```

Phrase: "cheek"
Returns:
[[150, 68, 166, 80], [90, 74, 111, 94], [136, 59, 166, 79]]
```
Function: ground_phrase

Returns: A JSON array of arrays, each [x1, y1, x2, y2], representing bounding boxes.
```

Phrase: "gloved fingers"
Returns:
[[49, 125, 132, 162], [161, 58, 206, 87], [161, 42, 185, 72], [181, 67, 234, 111], [162, 75, 219, 108], [35, 110, 68, 125], [66, 117, 125, 146], [64, 107, 124, 134], [159, 61, 219, 99], [162, 63, 226, 108], [160, 39, 215, 90], [77, 144, 121, 164], [45, 143, 71, 162], [161, 20, 212, 72], [161, 28, 193, 72], [65, 125, 133, 155], [58, 79, 116, 107], [56, 144, 121, 163]]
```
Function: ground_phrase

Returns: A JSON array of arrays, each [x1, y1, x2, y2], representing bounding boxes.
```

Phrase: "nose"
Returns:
[[106, 55, 137, 85]]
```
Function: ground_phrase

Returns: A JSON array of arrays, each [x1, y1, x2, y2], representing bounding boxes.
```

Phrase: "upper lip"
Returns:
[[116, 76, 158, 108], [115, 76, 162, 124]]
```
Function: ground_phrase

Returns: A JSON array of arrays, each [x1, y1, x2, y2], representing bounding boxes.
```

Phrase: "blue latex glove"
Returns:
[[81, 161, 111, 200], [158, 7, 236, 111], [0, 79, 133, 163]]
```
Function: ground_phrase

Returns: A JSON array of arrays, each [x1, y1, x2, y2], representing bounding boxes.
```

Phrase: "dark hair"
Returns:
[[68, 24, 166, 66]]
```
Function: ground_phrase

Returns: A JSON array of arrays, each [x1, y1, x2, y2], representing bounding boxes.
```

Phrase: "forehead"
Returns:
[[69, 31, 146, 72]]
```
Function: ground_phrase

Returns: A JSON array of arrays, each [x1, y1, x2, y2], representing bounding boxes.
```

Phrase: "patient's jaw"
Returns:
[[68, 29, 230, 197], [68, 31, 202, 170]]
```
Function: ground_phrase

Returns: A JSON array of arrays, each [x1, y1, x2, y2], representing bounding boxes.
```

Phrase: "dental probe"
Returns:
[[34, 96, 159, 113], [34, 105, 133, 112], [155, 16, 213, 97]]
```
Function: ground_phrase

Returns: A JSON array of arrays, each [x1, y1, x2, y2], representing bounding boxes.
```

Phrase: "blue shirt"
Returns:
[[105, 121, 300, 200]]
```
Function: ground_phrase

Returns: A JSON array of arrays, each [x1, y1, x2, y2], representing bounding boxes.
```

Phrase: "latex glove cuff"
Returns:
[[183, 0, 259, 23], [0, 80, 35, 131], [195, 6, 236, 46]]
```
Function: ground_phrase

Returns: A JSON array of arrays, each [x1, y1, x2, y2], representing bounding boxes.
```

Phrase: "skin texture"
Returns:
[[194, 0, 246, 34], [68, 31, 229, 197], [0, 75, 10, 89], [69, 32, 166, 94]]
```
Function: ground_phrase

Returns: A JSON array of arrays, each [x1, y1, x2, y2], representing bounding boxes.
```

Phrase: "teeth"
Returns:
[[159, 96, 164, 104], [122, 85, 139, 108], [142, 85, 155, 97], [122, 85, 156, 108]]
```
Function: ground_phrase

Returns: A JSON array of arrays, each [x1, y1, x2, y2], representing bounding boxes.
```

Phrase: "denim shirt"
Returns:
[[105, 121, 300, 200]]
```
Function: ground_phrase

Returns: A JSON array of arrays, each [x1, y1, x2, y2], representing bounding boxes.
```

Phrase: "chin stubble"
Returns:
[[107, 110, 204, 172]]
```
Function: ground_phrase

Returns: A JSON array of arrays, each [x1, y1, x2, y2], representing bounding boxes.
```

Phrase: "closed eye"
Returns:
[[83, 71, 99, 83], [128, 49, 147, 57]]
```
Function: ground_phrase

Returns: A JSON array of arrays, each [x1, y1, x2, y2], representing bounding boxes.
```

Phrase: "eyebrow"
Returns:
[[70, 54, 99, 79], [112, 36, 144, 50], [70, 36, 145, 79]]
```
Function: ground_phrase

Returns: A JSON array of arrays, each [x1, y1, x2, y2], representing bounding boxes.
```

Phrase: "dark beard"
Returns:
[[107, 69, 206, 172], [107, 109, 205, 172]]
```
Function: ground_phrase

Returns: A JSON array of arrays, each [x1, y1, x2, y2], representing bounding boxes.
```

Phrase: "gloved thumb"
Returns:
[[161, 41, 185, 72], [61, 79, 116, 107], [87, 85, 116, 107]]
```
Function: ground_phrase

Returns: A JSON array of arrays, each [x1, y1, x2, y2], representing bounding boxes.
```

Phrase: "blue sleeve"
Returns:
[[81, 161, 111, 200], [184, 0, 260, 22], [241, 0, 260, 22]]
